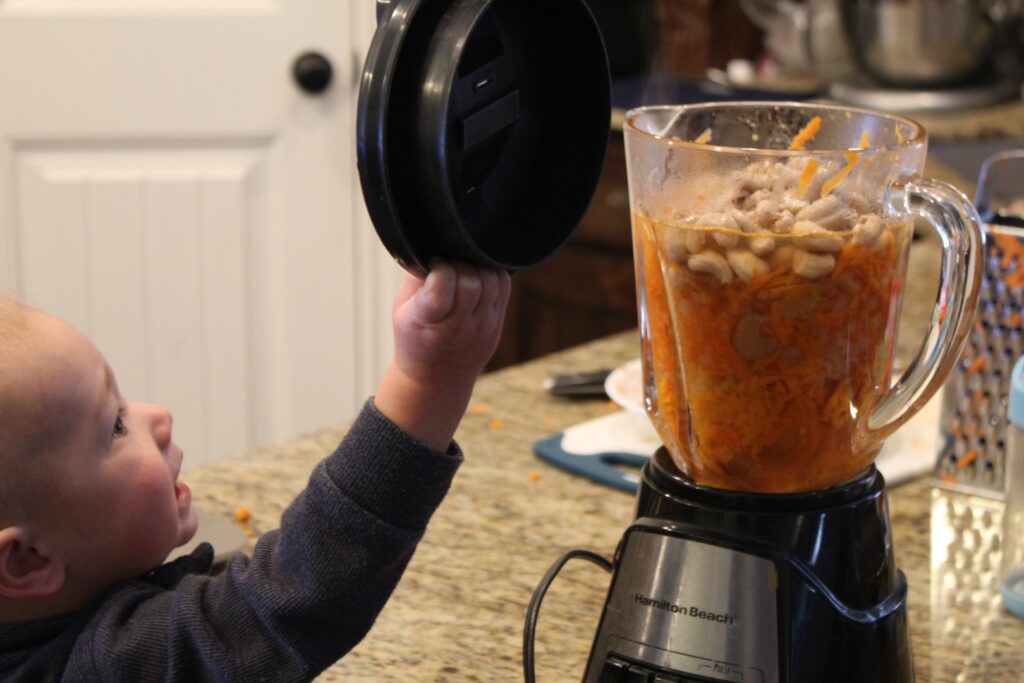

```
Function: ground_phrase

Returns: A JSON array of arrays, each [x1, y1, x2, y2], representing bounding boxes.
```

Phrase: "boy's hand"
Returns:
[[374, 261, 511, 451]]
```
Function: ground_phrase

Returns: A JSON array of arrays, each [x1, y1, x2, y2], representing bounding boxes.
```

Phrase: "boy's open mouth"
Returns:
[[175, 481, 191, 508]]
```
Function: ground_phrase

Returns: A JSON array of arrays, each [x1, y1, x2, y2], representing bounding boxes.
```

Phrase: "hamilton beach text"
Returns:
[[634, 593, 737, 625]]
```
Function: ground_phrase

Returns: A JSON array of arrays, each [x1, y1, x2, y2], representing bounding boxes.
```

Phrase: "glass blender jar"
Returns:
[[624, 102, 984, 493]]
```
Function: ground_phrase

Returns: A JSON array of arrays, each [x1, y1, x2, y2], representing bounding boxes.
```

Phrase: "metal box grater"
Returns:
[[933, 149, 1024, 498]]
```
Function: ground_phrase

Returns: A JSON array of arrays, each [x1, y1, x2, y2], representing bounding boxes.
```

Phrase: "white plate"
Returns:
[[604, 358, 645, 415]]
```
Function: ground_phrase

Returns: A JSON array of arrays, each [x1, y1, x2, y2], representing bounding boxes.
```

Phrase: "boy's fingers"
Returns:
[[474, 267, 499, 316], [393, 271, 427, 310], [450, 262, 483, 321], [494, 269, 512, 313], [415, 260, 457, 323]]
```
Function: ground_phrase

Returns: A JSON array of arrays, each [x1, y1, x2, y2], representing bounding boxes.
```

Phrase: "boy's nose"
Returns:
[[140, 403, 174, 447]]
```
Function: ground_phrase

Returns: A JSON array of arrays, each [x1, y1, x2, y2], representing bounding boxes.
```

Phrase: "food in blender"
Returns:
[[635, 152, 912, 492]]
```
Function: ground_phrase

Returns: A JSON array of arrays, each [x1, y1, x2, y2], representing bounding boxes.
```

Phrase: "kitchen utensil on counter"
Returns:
[[525, 102, 984, 683], [828, 0, 1024, 112], [739, 0, 853, 82], [840, 0, 1020, 88], [1001, 354, 1024, 618], [935, 150, 1024, 497], [356, 0, 610, 274]]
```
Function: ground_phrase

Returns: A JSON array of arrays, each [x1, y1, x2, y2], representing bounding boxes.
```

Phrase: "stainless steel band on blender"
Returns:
[[934, 150, 1024, 498]]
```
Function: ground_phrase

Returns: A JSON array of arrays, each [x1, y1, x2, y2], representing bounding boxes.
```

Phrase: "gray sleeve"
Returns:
[[69, 399, 462, 682]]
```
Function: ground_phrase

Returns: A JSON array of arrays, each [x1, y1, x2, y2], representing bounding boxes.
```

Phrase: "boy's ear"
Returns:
[[0, 526, 65, 599]]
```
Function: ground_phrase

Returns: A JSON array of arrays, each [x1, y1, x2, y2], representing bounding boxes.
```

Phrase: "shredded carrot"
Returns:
[[967, 356, 988, 374], [795, 159, 819, 199], [958, 450, 979, 468], [995, 233, 1024, 270], [939, 473, 958, 485], [488, 418, 504, 432], [788, 116, 822, 151], [234, 506, 251, 523], [637, 210, 909, 492], [858, 131, 870, 148], [821, 149, 860, 197], [1010, 312, 1022, 329], [469, 403, 492, 415], [527, 471, 542, 482], [694, 128, 712, 144]]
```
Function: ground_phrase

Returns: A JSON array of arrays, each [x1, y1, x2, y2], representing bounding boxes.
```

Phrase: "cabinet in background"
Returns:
[[489, 133, 637, 370]]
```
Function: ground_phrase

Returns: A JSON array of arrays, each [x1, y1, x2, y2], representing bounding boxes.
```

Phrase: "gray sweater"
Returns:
[[0, 400, 463, 682]]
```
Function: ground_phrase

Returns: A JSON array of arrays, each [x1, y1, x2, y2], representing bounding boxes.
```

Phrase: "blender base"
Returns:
[[584, 448, 914, 683]]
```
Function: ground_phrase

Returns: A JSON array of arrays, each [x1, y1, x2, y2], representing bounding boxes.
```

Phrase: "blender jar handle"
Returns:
[[868, 177, 985, 437]]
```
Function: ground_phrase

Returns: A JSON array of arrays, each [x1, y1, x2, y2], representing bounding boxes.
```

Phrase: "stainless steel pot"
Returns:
[[740, 0, 853, 80], [840, 0, 1022, 87]]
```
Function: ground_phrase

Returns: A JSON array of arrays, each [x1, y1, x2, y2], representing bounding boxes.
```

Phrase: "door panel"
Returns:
[[0, 2, 395, 467]]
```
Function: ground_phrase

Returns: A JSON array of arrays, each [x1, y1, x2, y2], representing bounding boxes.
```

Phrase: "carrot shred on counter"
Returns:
[[788, 116, 822, 150], [234, 506, 251, 523]]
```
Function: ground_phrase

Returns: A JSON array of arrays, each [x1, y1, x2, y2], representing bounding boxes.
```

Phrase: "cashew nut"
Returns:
[[749, 236, 777, 256], [688, 250, 734, 285], [684, 229, 707, 254], [796, 195, 857, 231], [769, 245, 795, 271], [732, 210, 757, 233], [713, 230, 741, 248], [727, 249, 770, 283], [792, 221, 845, 253], [852, 215, 884, 247], [792, 249, 836, 279], [662, 229, 690, 263]]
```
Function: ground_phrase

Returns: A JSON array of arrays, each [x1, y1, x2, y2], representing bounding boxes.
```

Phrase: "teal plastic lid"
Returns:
[[1012, 355, 1024, 428]]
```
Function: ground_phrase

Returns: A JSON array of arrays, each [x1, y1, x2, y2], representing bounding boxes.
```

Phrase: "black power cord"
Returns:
[[522, 548, 613, 683]]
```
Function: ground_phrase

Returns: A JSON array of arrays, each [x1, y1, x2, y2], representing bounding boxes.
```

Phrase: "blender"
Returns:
[[568, 103, 985, 682], [353, 5, 987, 680]]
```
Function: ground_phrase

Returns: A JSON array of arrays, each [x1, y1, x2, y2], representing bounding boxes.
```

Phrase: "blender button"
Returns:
[[623, 665, 655, 682], [598, 657, 631, 683]]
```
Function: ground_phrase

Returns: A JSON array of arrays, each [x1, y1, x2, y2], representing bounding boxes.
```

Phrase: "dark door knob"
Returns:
[[293, 51, 333, 94]]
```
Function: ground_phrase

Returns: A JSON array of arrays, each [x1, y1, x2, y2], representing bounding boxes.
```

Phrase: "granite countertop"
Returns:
[[181, 147, 1024, 679], [184, 227, 1024, 682]]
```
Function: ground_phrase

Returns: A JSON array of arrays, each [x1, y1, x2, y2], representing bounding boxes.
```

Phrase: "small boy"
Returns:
[[0, 260, 510, 681]]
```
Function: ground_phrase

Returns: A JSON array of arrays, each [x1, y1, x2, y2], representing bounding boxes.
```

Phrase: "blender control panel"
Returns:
[[585, 528, 779, 683]]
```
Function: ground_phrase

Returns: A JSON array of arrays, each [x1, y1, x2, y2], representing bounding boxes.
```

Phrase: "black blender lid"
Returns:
[[357, 0, 611, 273]]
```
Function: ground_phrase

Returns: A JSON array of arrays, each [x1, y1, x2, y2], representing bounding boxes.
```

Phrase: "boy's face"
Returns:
[[16, 311, 197, 586]]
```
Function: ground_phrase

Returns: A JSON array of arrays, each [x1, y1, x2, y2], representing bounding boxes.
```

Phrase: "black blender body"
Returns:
[[584, 449, 914, 683]]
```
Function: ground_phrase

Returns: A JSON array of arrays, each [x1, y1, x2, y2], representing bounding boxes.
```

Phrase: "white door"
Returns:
[[0, 0, 400, 468]]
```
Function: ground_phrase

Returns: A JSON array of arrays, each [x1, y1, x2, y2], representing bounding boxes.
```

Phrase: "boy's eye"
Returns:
[[113, 415, 127, 437]]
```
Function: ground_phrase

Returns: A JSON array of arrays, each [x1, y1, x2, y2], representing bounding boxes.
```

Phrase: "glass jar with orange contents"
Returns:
[[624, 103, 984, 493]]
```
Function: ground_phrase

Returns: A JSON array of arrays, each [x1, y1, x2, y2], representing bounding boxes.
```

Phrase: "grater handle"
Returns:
[[868, 177, 985, 437]]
